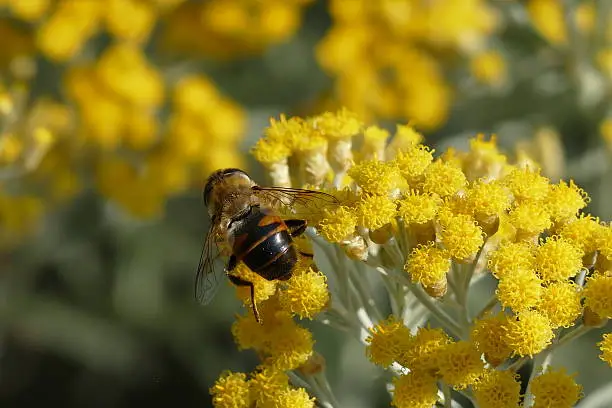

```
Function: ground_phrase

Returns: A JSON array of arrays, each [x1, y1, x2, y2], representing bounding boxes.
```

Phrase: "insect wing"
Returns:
[[194, 225, 224, 305], [252, 185, 340, 218]]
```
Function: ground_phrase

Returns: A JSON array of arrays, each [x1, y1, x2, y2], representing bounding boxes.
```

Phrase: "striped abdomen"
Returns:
[[232, 208, 297, 281]]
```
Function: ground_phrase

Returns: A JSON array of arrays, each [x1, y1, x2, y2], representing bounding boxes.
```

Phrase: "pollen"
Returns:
[[397, 190, 440, 225], [348, 159, 402, 196], [438, 213, 484, 262], [488, 241, 536, 279], [597, 333, 612, 367], [365, 316, 412, 367], [393, 144, 434, 184], [405, 243, 451, 288], [546, 180, 589, 223], [278, 269, 329, 319], [472, 369, 521, 408], [420, 159, 467, 197], [559, 214, 602, 254], [317, 206, 357, 243], [502, 310, 554, 357], [583, 272, 612, 319], [535, 236, 583, 282], [496, 269, 542, 312], [508, 201, 552, 239], [210, 371, 251, 408], [391, 371, 439, 408], [471, 313, 513, 366], [530, 368, 583, 408], [436, 341, 486, 389], [502, 168, 550, 203], [537, 282, 583, 329], [465, 179, 512, 218], [400, 327, 452, 372], [355, 194, 397, 230]]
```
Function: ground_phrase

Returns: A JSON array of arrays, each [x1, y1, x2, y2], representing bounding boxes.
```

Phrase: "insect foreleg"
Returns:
[[227, 273, 261, 323]]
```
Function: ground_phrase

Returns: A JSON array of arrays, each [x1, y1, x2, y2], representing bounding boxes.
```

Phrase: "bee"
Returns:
[[196, 168, 339, 322]]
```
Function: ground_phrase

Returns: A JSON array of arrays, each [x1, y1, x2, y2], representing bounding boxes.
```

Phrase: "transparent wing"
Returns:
[[194, 223, 224, 305], [252, 185, 340, 219]]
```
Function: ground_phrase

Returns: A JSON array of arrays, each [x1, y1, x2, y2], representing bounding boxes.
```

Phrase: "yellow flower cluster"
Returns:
[[316, 0, 498, 129], [0, 0, 249, 239], [211, 367, 315, 408], [239, 108, 612, 407], [211, 257, 328, 407], [160, 0, 313, 59]]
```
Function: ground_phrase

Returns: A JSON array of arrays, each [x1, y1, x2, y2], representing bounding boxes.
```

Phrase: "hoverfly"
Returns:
[[196, 168, 339, 322]]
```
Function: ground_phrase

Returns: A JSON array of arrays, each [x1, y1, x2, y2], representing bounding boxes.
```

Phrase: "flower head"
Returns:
[[559, 214, 602, 255], [397, 190, 440, 225], [471, 313, 513, 366], [391, 371, 439, 408], [312, 108, 363, 139], [465, 179, 512, 219], [508, 201, 552, 240], [233, 263, 278, 306], [405, 243, 450, 288], [278, 268, 329, 319], [472, 370, 521, 408], [393, 144, 434, 183], [502, 310, 554, 357], [496, 269, 542, 312], [365, 316, 412, 367], [488, 241, 536, 279], [354, 194, 397, 230], [546, 180, 589, 223], [249, 366, 291, 407], [535, 237, 583, 282], [317, 206, 357, 243], [437, 341, 486, 389], [210, 371, 251, 408], [420, 159, 467, 197], [538, 282, 582, 328], [583, 272, 612, 319], [598, 333, 612, 367], [502, 168, 550, 203], [400, 327, 452, 372], [348, 159, 402, 196], [438, 213, 484, 262], [530, 368, 583, 408]]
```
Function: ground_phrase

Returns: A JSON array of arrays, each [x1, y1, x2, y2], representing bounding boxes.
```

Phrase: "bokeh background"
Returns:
[[0, 0, 611, 407]]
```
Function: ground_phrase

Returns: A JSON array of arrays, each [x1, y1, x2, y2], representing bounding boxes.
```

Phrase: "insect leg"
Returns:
[[286, 220, 315, 258], [227, 273, 261, 323], [226, 254, 237, 272], [285, 219, 307, 237]]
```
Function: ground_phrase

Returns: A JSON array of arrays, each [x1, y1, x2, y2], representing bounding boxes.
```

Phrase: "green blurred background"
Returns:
[[0, 1, 611, 407]]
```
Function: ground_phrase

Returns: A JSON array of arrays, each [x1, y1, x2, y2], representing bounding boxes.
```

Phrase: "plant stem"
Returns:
[[441, 382, 453, 408], [404, 277, 463, 339]]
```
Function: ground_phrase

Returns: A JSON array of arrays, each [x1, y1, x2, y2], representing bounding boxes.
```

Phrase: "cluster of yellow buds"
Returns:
[[160, 0, 314, 59], [0, 0, 248, 238], [212, 108, 612, 407], [316, 0, 499, 129]]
